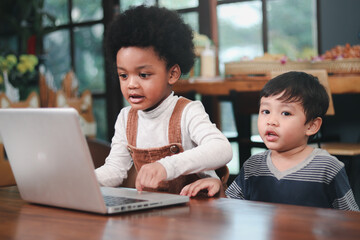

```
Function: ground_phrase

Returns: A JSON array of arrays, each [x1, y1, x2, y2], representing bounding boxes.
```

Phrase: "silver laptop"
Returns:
[[0, 108, 189, 214]]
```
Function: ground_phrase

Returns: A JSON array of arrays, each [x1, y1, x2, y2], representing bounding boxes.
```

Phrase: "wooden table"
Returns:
[[1, 186, 360, 240], [174, 74, 360, 95]]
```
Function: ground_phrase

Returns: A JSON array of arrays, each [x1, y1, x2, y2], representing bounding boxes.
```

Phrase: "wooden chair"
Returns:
[[55, 89, 97, 138], [229, 90, 267, 169], [0, 145, 16, 187], [39, 72, 57, 107], [86, 138, 111, 169], [216, 165, 230, 189], [41, 70, 97, 138]]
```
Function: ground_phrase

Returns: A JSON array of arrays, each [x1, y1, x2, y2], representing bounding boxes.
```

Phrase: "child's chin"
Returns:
[[264, 142, 278, 150], [136, 105, 156, 112]]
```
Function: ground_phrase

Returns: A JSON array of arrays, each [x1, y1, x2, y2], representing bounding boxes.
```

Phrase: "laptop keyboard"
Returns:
[[103, 195, 148, 207]]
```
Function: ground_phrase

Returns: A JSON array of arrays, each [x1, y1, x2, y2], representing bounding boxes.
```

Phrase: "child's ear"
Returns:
[[168, 64, 181, 85], [306, 117, 322, 137]]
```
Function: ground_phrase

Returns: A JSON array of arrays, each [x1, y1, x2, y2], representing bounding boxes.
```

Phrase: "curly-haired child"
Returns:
[[95, 5, 232, 194]]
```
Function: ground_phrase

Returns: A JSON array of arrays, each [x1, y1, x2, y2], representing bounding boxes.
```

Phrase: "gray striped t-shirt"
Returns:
[[225, 148, 359, 211]]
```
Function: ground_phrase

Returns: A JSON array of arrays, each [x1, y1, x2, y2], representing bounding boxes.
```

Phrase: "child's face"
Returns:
[[258, 92, 313, 153], [116, 47, 179, 111]]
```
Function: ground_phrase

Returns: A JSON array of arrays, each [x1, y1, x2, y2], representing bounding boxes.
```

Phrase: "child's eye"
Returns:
[[139, 73, 151, 78], [281, 111, 291, 116], [118, 73, 128, 80], [261, 109, 270, 114]]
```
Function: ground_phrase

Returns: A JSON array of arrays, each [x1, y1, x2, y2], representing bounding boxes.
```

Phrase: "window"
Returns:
[[73, 24, 105, 92], [159, 0, 198, 9], [267, 0, 317, 60], [43, 0, 107, 140], [43, 0, 69, 26], [119, 0, 199, 31], [217, 0, 317, 74], [119, 0, 198, 10], [119, 0, 156, 10], [43, 30, 71, 87], [72, 0, 103, 23], [217, 0, 318, 175], [217, 1, 263, 73]]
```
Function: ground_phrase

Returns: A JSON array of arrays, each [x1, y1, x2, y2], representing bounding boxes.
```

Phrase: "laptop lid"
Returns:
[[0, 108, 189, 214]]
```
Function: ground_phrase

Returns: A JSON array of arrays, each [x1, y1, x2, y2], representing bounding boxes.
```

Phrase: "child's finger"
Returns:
[[187, 181, 208, 196], [136, 170, 151, 191], [181, 182, 200, 196], [180, 184, 190, 196], [207, 185, 220, 197], [135, 180, 143, 192]]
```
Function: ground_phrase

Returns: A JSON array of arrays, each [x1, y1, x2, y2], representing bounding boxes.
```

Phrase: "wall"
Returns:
[[318, 0, 360, 52], [318, 0, 360, 143]]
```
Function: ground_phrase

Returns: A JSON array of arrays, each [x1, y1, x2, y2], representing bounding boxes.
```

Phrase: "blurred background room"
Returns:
[[0, 0, 359, 184]]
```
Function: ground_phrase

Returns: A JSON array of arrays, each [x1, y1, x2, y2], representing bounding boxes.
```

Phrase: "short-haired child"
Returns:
[[95, 5, 232, 194], [181, 71, 359, 211]]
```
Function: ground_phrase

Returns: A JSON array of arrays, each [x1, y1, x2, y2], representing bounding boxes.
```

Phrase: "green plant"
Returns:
[[0, 54, 39, 99]]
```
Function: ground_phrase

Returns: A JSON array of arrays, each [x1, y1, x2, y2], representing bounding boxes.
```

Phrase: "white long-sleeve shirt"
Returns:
[[95, 92, 233, 187]]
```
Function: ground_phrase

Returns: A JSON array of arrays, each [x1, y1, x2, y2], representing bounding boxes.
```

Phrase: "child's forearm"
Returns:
[[159, 140, 232, 180]]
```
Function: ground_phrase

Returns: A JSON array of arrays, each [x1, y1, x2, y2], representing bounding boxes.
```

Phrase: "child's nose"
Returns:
[[128, 76, 139, 88], [267, 115, 278, 126]]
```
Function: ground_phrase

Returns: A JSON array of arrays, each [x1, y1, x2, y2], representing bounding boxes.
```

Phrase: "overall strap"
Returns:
[[126, 108, 138, 146], [168, 97, 191, 144], [126, 97, 191, 147]]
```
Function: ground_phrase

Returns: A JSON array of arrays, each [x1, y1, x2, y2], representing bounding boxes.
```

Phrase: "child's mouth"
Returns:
[[265, 130, 278, 141], [129, 94, 145, 104]]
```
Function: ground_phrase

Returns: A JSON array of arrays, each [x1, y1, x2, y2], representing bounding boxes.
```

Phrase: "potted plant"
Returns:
[[0, 54, 39, 101]]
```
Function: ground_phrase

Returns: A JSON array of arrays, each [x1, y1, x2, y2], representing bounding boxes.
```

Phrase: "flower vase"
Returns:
[[3, 71, 20, 102]]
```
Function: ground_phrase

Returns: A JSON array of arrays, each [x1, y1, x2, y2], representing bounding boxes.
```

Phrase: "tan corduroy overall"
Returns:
[[126, 98, 200, 194]]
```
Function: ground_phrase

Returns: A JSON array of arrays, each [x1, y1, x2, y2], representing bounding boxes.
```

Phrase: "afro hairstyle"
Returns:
[[106, 5, 195, 74]]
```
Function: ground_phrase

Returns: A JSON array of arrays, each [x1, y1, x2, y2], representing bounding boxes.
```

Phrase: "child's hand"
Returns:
[[180, 178, 222, 197], [135, 162, 167, 192]]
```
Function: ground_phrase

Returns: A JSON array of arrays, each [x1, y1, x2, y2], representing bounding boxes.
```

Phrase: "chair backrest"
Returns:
[[215, 165, 230, 189], [86, 138, 111, 169], [0, 135, 16, 186], [54, 70, 97, 138], [269, 69, 335, 116], [39, 72, 57, 107], [0, 91, 40, 108], [56, 90, 97, 138]]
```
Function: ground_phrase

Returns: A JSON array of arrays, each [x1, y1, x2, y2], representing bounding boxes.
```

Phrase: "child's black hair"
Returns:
[[106, 5, 195, 74], [260, 71, 329, 124]]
